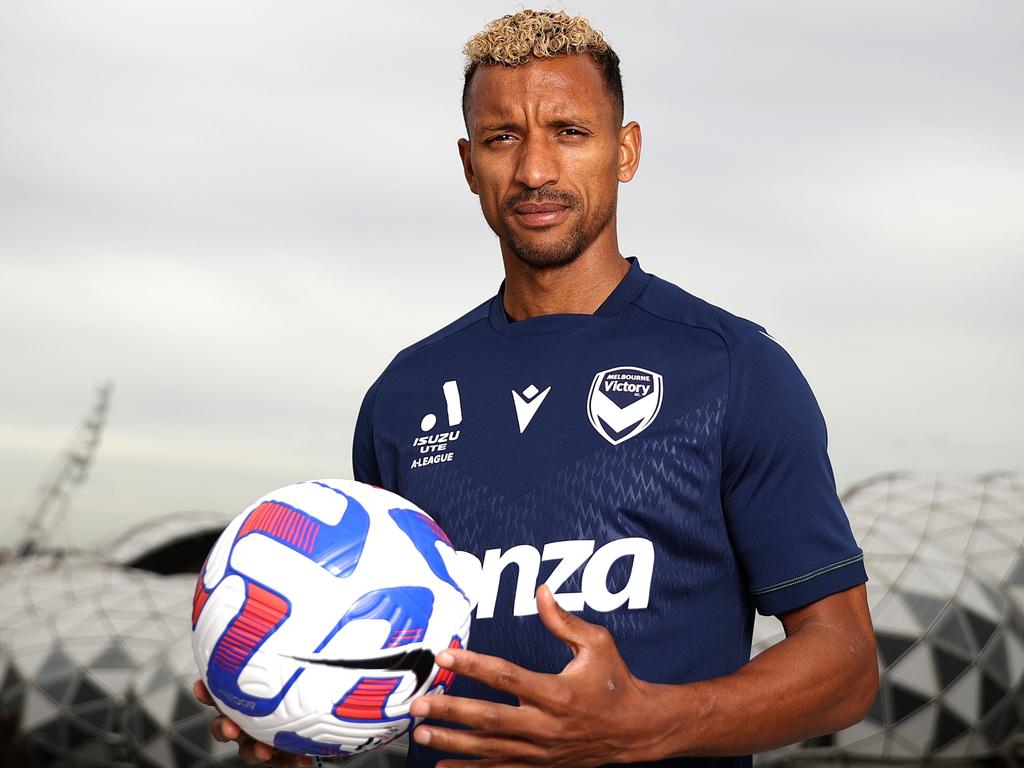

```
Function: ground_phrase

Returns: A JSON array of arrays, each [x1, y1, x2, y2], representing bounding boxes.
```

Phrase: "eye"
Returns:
[[485, 133, 515, 144], [559, 128, 589, 137]]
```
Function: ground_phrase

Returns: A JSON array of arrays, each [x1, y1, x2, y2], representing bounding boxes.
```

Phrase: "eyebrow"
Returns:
[[476, 115, 596, 135], [478, 122, 521, 134], [548, 116, 595, 130]]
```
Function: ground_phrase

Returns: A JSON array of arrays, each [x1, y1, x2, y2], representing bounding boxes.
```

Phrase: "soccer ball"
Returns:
[[191, 479, 473, 757]]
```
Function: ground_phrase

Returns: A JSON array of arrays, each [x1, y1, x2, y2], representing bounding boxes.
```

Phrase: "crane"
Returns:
[[15, 382, 114, 557]]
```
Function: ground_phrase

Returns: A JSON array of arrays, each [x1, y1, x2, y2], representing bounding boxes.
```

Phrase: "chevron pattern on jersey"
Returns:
[[397, 397, 728, 689]]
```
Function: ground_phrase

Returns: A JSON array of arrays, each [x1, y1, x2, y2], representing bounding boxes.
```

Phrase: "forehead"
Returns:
[[465, 54, 612, 127]]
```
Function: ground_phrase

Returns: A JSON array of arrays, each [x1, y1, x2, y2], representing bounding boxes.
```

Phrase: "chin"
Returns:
[[504, 222, 588, 270], [514, 252, 582, 269], [509, 238, 586, 269]]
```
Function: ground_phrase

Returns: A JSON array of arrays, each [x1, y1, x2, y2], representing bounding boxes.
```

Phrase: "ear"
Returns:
[[458, 138, 479, 195], [617, 121, 642, 183]]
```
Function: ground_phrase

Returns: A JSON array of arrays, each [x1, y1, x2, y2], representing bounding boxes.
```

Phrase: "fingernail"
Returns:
[[414, 727, 432, 745], [410, 698, 429, 717], [437, 651, 454, 667]]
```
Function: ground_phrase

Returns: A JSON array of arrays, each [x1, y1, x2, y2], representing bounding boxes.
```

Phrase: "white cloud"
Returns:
[[1, 0, 1020, 544]]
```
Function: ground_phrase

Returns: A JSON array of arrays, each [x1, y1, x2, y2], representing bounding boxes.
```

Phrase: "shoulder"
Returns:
[[632, 276, 825, 450], [390, 297, 491, 366], [363, 297, 491, 404], [634, 271, 775, 356], [635, 272, 811, 423]]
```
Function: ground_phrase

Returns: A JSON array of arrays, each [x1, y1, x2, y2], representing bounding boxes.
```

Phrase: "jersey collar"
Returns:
[[488, 257, 651, 339]]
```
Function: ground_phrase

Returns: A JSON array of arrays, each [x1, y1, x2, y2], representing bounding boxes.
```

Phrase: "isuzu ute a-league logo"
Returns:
[[411, 380, 461, 469], [587, 366, 664, 445]]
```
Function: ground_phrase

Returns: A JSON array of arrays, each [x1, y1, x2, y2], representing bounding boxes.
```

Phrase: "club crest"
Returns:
[[587, 366, 664, 445]]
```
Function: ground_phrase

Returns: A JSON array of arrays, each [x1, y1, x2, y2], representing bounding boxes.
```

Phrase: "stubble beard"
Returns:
[[498, 190, 616, 270]]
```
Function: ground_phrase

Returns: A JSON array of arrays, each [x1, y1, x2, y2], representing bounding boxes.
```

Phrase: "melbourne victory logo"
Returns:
[[587, 366, 663, 445]]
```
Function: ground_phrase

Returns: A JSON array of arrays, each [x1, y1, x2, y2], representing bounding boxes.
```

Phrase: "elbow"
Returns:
[[837, 638, 880, 729], [850, 661, 880, 727]]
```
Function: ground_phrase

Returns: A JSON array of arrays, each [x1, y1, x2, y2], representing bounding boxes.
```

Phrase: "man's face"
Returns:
[[459, 55, 637, 269]]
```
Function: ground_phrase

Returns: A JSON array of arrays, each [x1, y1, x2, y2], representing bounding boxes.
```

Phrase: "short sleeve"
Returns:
[[352, 377, 383, 486], [721, 329, 866, 616]]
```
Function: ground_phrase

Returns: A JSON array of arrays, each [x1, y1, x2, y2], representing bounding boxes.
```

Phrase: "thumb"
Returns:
[[536, 584, 591, 654]]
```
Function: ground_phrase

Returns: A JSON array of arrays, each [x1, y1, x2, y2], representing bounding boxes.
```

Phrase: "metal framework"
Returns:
[[16, 382, 114, 557]]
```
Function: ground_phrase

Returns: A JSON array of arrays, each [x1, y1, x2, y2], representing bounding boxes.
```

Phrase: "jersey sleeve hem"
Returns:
[[752, 553, 867, 616]]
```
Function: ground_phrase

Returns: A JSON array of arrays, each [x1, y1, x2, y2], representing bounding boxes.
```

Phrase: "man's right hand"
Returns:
[[192, 680, 312, 768]]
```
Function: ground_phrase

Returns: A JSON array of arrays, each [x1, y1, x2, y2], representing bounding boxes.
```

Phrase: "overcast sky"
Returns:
[[1, 1, 1021, 548]]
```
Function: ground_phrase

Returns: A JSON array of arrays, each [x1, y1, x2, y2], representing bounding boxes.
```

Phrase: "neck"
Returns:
[[500, 224, 629, 321]]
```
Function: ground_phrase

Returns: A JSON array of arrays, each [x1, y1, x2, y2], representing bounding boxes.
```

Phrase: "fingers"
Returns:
[[192, 679, 215, 706], [195, 686, 246, 749], [435, 648, 554, 706], [239, 738, 311, 766], [238, 738, 272, 764], [210, 714, 242, 742], [413, 724, 550, 763], [410, 694, 537, 739], [194, 683, 310, 767], [268, 752, 309, 768], [228, 729, 312, 767], [535, 585, 592, 652]]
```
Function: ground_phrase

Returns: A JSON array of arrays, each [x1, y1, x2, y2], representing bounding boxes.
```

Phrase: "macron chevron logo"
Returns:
[[512, 384, 551, 434]]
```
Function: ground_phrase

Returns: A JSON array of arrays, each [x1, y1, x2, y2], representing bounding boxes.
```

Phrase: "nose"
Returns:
[[513, 132, 559, 190]]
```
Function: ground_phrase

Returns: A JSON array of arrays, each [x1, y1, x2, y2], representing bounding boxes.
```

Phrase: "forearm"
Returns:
[[630, 616, 878, 760]]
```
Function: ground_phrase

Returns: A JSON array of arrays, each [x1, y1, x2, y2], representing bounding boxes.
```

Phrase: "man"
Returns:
[[196, 9, 878, 767]]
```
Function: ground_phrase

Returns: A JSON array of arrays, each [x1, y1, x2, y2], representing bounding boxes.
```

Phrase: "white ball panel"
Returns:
[[203, 512, 247, 590], [191, 479, 473, 757], [257, 481, 350, 526]]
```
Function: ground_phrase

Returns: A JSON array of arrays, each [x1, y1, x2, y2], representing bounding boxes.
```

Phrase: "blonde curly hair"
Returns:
[[461, 9, 623, 123]]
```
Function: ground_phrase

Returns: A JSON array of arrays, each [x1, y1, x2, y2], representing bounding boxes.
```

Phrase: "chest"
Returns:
[[371, 328, 742, 630], [374, 332, 729, 546]]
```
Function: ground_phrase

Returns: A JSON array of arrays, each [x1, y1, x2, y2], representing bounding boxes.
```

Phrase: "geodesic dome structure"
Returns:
[[0, 510, 407, 768], [97, 511, 231, 574], [0, 511, 239, 767], [0, 552, 207, 767], [754, 472, 1024, 765]]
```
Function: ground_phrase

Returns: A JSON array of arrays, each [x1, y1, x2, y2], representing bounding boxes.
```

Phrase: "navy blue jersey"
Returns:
[[352, 259, 866, 767]]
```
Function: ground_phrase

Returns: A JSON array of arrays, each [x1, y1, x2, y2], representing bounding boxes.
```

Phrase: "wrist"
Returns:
[[619, 679, 710, 763], [612, 679, 693, 764]]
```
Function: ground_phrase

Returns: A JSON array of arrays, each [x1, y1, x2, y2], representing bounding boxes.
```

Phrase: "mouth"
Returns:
[[511, 202, 570, 229]]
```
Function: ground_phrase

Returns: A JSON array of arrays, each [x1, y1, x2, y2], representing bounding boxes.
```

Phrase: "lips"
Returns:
[[514, 203, 565, 214], [512, 202, 570, 228]]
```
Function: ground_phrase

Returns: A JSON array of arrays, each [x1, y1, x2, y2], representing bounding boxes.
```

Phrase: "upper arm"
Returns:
[[352, 377, 383, 486], [721, 329, 867, 616]]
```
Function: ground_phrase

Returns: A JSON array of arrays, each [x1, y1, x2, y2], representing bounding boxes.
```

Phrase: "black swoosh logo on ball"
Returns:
[[287, 647, 436, 692]]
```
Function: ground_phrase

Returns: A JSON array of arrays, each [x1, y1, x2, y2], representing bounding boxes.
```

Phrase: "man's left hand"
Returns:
[[409, 584, 656, 767]]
